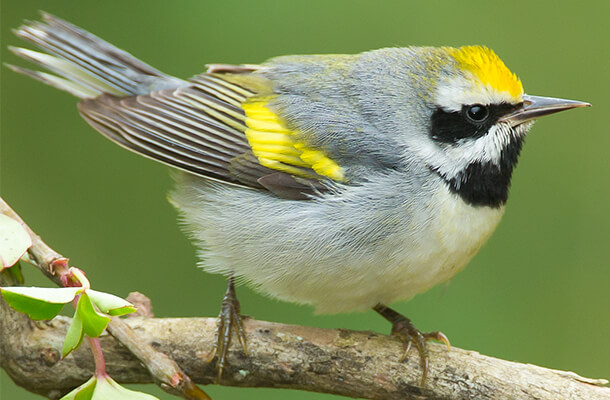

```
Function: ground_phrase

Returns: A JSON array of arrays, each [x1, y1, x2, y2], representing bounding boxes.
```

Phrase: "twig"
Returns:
[[0, 197, 65, 284], [105, 315, 208, 399], [0, 299, 607, 400], [0, 197, 209, 400]]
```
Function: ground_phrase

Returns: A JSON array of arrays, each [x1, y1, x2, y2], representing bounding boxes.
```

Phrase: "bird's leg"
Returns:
[[373, 303, 450, 386], [208, 277, 248, 382]]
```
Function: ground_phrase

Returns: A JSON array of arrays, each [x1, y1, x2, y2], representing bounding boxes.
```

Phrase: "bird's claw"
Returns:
[[391, 317, 450, 386], [374, 304, 450, 386], [208, 277, 248, 383]]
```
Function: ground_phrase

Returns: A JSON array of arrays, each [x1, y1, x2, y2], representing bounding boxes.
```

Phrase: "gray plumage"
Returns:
[[10, 13, 561, 314]]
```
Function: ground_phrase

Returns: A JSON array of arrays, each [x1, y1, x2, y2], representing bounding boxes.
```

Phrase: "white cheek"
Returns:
[[403, 135, 470, 180], [406, 122, 525, 183], [449, 123, 514, 165]]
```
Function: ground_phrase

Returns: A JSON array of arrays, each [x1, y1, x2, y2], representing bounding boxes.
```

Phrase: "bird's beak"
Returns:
[[500, 95, 590, 127]]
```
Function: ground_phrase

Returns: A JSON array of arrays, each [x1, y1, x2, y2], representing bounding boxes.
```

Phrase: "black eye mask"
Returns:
[[430, 103, 520, 143]]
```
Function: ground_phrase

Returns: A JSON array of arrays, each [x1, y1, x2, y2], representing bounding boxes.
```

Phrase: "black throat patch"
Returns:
[[429, 103, 525, 208], [435, 136, 524, 208]]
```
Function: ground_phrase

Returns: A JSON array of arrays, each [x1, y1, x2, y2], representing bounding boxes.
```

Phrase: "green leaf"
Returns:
[[93, 375, 160, 400], [0, 287, 81, 320], [0, 214, 32, 270], [7, 261, 24, 284], [62, 309, 84, 358], [87, 289, 136, 316], [59, 376, 97, 400], [77, 292, 110, 338], [0, 286, 82, 303]]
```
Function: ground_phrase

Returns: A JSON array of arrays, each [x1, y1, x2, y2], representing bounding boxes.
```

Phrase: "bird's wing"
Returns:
[[9, 13, 345, 200], [78, 72, 343, 200]]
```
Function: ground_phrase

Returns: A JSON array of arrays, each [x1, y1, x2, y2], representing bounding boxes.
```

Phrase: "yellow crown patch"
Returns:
[[449, 46, 523, 99]]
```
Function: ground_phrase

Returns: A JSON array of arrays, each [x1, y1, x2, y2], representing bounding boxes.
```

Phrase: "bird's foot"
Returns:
[[373, 304, 450, 386], [208, 277, 248, 383]]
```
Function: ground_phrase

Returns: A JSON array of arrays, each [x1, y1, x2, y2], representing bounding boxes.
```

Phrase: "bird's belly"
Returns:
[[173, 179, 505, 314], [241, 186, 505, 314]]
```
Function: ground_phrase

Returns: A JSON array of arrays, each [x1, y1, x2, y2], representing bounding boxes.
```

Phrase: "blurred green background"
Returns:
[[1, 0, 608, 399]]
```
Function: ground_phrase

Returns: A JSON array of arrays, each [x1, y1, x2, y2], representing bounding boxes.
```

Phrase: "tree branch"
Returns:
[[0, 291, 608, 400]]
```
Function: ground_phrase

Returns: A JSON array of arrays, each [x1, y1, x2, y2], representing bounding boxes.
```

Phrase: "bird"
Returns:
[[8, 12, 589, 386]]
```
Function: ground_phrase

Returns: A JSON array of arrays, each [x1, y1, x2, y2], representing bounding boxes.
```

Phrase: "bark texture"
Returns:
[[1, 299, 608, 400]]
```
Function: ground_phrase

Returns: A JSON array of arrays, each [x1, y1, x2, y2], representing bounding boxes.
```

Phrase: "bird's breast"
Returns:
[[413, 184, 506, 286]]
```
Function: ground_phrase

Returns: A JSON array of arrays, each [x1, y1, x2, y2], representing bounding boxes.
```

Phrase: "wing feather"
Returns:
[[82, 106, 228, 179], [150, 91, 249, 149], [190, 79, 245, 107], [127, 96, 246, 156], [81, 95, 245, 183], [192, 74, 256, 98], [78, 74, 334, 198]]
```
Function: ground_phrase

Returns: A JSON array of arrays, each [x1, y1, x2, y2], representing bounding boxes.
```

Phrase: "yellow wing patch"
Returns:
[[242, 97, 345, 181], [449, 46, 523, 100]]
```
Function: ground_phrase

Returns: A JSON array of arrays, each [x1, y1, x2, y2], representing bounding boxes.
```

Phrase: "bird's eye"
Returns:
[[464, 104, 490, 123]]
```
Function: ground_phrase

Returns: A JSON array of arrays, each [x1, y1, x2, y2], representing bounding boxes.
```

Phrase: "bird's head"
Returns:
[[398, 46, 589, 207]]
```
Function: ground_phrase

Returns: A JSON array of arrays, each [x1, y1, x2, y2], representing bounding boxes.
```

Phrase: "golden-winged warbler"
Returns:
[[8, 13, 589, 385]]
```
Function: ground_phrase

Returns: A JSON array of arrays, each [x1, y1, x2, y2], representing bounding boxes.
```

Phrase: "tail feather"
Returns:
[[10, 12, 185, 98], [6, 63, 102, 98], [7, 46, 123, 97]]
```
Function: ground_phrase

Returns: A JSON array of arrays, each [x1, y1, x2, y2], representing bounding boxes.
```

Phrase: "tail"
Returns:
[[7, 12, 185, 99]]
